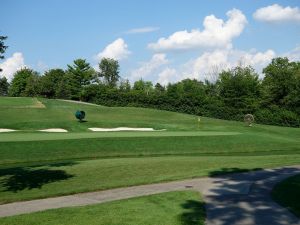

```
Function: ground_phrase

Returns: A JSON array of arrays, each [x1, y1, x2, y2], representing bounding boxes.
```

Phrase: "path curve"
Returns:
[[0, 166, 300, 225]]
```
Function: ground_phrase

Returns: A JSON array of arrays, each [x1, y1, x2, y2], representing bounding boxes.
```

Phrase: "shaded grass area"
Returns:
[[1, 155, 300, 203], [272, 174, 300, 218], [0, 191, 205, 225]]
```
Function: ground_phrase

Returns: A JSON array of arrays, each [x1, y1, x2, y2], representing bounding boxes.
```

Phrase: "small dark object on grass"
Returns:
[[75, 110, 86, 122]]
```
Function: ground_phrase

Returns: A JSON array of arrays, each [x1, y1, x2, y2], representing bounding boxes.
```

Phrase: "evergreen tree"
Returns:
[[67, 59, 95, 100], [0, 35, 8, 72], [0, 76, 9, 96]]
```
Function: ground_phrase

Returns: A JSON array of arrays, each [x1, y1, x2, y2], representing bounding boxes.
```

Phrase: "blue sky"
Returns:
[[1, 0, 300, 84]]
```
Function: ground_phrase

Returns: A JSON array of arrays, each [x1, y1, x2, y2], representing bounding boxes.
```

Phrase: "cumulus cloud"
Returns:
[[0, 52, 26, 81], [129, 48, 277, 84], [182, 50, 230, 81], [96, 38, 130, 61], [126, 27, 159, 34], [131, 53, 169, 80], [253, 4, 300, 23], [284, 46, 300, 61], [238, 49, 276, 67], [157, 67, 177, 85], [181, 49, 276, 81], [148, 9, 247, 51]]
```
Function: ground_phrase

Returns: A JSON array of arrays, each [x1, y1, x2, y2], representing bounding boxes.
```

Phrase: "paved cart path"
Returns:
[[1, 166, 300, 225]]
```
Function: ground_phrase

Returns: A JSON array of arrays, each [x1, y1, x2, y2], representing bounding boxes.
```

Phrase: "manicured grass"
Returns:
[[0, 98, 201, 131], [1, 97, 298, 134], [1, 134, 300, 165], [0, 98, 299, 166], [0, 97, 44, 108], [1, 97, 300, 204], [0, 191, 205, 225], [272, 174, 300, 217], [0, 131, 241, 142], [1, 155, 300, 203]]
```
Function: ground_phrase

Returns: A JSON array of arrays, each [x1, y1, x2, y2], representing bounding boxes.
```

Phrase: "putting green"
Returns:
[[0, 131, 241, 142]]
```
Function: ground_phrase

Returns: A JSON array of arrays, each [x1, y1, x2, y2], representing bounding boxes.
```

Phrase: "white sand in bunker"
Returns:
[[0, 129, 17, 133], [38, 128, 68, 132], [89, 127, 165, 132]]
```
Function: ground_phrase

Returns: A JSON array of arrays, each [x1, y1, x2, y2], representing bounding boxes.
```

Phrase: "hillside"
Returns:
[[0, 97, 299, 203]]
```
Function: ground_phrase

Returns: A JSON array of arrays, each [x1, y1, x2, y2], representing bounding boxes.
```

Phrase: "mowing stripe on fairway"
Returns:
[[0, 131, 241, 142]]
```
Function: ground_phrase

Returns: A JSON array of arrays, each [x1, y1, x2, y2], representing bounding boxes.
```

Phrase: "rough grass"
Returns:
[[272, 174, 300, 217], [0, 191, 205, 225]]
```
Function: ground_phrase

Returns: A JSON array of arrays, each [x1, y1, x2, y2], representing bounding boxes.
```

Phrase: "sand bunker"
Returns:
[[0, 129, 17, 133], [89, 127, 160, 132], [38, 128, 68, 133]]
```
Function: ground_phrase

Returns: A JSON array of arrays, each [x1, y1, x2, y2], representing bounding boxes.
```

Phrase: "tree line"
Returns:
[[0, 39, 299, 127]]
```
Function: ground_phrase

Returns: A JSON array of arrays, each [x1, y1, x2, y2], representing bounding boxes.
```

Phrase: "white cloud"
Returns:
[[284, 46, 300, 61], [238, 49, 276, 67], [0, 52, 26, 81], [157, 67, 177, 85], [36, 61, 49, 72], [180, 48, 276, 81], [253, 4, 300, 23], [96, 38, 130, 61], [130, 48, 277, 84], [126, 27, 159, 34], [131, 53, 169, 80], [182, 50, 230, 81], [148, 8, 247, 51]]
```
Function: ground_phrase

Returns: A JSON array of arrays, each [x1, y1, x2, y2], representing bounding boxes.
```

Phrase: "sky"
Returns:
[[1, 0, 300, 84]]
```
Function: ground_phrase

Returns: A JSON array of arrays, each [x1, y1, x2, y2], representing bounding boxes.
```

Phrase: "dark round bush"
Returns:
[[75, 110, 85, 121]]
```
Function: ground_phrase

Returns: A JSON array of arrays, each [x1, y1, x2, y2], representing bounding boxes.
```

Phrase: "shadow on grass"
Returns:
[[0, 162, 76, 192], [205, 166, 300, 224], [180, 200, 205, 225], [208, 167, 262, 177]]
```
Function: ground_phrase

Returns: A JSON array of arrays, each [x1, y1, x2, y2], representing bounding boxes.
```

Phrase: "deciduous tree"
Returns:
[[98, 58, 120, 87]]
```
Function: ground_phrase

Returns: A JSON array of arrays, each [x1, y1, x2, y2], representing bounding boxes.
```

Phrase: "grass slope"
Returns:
[[0, 97, 44, 108], [0, 97, 300, 203], [272, 175, 300, 217], [0, 191, 205, 225], [0, 98, 299, 166]]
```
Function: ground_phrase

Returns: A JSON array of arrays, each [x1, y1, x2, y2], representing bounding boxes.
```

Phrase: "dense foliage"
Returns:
[[0, 35, 8, 72], [1, 57, 300, 127]]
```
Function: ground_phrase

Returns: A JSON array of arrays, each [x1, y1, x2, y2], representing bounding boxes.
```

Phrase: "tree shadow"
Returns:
[[204, 166, 300, 225], [208, 167, 262, 177], [180, 200, 206, 225], [0, 162, 76, 192]]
